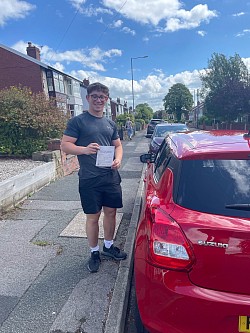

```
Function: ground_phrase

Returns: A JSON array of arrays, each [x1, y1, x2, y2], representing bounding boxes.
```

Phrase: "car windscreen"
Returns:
[[155, 125, 187, 137], [150, 120, 162, 126], [176, 159, 250, 218]]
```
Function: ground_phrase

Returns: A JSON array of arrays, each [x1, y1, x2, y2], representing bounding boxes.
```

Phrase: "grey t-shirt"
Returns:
[[64, 112, 119, 179]]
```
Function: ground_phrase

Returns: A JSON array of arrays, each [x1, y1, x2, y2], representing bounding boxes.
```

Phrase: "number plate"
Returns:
[[239, 316, 250, 332]]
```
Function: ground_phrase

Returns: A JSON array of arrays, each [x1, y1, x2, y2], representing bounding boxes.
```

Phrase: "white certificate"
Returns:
[[96, 146, 115, 167]]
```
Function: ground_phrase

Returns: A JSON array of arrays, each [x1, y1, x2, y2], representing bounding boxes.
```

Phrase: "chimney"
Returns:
[[26, 42, 41, 61], [83, 78, 90, 87]]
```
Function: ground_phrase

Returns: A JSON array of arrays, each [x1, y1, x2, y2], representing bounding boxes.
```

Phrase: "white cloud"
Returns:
[[233, 12, 245, 17], [165, 5, 217, 32], [103, 0, 181, 25], [11, 41, 122, 72], [242, 57, 250, 70], [68, 0, 113, 16], [102, 0, 217, 32], [121, 27, 136, 35], [74, 67, 202, 111], [236, 29, 250, 37], [197, 30, 206, 37], [113, 19, 123, 28], [52, 62, 65, 72], [0, 0, 35, 26], [68, 0, 86, 11]]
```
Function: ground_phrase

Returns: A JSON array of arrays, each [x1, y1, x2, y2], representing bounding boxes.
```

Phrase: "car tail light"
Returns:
[[146, 206, 195, 271]]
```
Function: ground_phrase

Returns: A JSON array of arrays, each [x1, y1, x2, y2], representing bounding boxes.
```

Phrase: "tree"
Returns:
[[153, 109, 167, 119], [134, 103, 153, 122], [200, 53, 250, 122], [163, 83, 193, 122], [0, 86, 69, 156]]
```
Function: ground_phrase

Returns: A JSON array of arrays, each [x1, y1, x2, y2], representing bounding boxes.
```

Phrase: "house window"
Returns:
[[66, 79, 73, 95], [72, 80, 80, 96], [53, 73, 65, 93], [57, 101, 67, 113]]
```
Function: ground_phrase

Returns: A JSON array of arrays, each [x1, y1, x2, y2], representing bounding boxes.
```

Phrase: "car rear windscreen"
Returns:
[[155, 125, 187, 136], [176, 159, 250, 218]]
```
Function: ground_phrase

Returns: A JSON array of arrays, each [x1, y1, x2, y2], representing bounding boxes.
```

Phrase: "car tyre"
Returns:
[[134, 277, 149, 333]]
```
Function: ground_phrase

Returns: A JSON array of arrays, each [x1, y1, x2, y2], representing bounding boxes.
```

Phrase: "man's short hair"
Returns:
[[87, 82, 109, 96]]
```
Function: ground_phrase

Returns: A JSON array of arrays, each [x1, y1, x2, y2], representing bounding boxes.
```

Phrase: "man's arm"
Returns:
[[61, 135, 100, 155], [111, 138, 123, 169]]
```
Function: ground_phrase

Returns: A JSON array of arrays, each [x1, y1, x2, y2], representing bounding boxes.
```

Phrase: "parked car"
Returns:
[[146, 119, 165, 137], [135, 130, 250, 333], [149, 123, 189, 154]]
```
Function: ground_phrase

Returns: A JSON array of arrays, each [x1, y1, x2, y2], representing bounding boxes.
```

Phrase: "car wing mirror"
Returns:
[[243, 131, 250, 149], [140, 153, 156, 163]]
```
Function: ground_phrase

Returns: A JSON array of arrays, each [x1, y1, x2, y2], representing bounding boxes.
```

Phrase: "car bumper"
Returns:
[[134, 258, 250, 333]]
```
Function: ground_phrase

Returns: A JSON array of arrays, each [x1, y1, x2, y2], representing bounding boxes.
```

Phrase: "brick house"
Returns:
[[0, 42, 88, 117], [0, 42, 129, 119]]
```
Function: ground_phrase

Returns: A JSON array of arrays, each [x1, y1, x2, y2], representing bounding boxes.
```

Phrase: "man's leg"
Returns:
[[102, 206, 116, 241], [86, 211, 101, 247], [102, 206, 127, 260], [86, 211, 102, 273]]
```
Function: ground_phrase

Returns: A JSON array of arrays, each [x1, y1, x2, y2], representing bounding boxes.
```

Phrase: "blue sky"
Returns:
[[1, 0, 250, 111]]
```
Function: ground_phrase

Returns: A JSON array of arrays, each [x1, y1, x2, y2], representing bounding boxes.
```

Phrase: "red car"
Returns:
[[134, 130, 250, 333]]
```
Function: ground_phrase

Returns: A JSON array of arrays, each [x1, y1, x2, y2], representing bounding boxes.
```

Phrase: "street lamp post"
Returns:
[[130, 56, 148, 113]]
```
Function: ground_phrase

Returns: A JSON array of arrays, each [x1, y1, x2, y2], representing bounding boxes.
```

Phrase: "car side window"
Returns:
[[154, 142, 171, 181]]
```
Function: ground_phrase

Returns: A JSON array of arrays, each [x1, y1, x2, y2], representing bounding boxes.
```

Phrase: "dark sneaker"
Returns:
[[102, 245, 127, 260], [87, 251, 101, 273]]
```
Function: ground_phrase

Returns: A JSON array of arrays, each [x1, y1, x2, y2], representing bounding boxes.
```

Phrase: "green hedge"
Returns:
[[0, 86, 69, 157]]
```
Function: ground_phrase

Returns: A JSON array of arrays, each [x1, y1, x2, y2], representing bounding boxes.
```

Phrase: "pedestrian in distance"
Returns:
[[125, 117, 133, 140], [61, 82, 127, 273]]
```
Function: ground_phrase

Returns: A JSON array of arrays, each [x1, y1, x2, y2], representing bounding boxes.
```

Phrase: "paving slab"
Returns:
[[60, 211, 123, 238], [21, 200, 82, 211]]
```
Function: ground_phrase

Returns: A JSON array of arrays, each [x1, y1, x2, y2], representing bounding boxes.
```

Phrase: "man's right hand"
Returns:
[[83, 143, 100, 155]]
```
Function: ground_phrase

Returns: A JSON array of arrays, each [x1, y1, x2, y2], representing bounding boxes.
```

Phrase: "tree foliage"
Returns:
[[163, 83, 193, 121], [0, 86, 69, 156], [200, 53, 250, 122], [153, 109, 167, 119], [134, 103, 153, 122], [116, 113, 134, 127]]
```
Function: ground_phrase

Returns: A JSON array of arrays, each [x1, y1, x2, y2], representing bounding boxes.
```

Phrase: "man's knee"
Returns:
[[86, 211, 101, 223], [103, 207, 116, 217]]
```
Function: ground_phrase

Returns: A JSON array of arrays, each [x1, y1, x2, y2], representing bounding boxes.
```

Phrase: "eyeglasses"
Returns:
[[89, 94, 108, 101]]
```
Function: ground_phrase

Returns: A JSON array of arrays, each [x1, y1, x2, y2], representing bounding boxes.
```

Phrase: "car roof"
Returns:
[[155, 123, 187, 127], [167, 130, 250, 160]]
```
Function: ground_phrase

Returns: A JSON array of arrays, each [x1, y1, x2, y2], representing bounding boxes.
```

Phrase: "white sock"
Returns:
[[90, 245, 99, 252], [104, 240, 113, 249]]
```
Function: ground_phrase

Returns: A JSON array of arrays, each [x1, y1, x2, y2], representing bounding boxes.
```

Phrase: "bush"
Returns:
[[135, 119, 145, 130], [198, 115, 212, 126], [115, 114, 134, 128], [0, 86, 69, 157]]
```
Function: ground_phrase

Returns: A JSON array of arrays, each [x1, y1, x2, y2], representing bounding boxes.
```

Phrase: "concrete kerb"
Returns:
[[104, 164, 146, 333]]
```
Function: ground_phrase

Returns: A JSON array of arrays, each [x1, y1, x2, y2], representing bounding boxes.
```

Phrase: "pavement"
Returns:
[[0, 130, 149, 333]]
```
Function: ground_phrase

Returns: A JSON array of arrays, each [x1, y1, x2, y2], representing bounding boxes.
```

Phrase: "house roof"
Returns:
[[0, 43, 49, 69], [0, 43, 87, 86]]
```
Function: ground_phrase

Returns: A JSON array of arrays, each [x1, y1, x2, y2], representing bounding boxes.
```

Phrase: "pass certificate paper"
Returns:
[[96, 146, 115, 167]]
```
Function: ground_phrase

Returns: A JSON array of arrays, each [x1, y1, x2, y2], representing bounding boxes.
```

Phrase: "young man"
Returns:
[[61, 82, 127, 273]]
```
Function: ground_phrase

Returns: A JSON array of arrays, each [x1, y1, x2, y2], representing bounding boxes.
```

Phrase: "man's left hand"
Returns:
[[112, 159, 121, 169]]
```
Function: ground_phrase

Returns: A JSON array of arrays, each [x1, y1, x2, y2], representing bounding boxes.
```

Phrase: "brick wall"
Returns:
[[0, 47, 43, 93], [47, 139, 79, 176]]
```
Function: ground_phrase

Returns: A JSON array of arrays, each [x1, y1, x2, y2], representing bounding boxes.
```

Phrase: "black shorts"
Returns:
[[78, 170, 123, 214]]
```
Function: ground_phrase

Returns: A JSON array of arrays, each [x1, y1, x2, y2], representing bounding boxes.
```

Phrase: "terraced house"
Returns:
[[0, 42, 128, 119]]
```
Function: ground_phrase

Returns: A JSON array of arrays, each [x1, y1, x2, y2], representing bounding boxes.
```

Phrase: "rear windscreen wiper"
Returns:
[[225, 204, 250, 211]]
